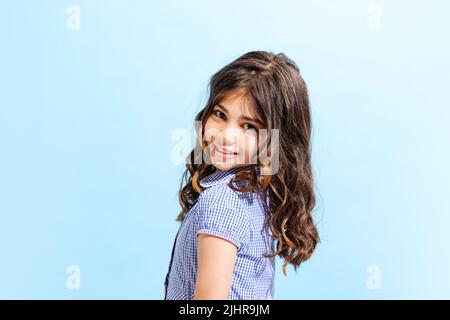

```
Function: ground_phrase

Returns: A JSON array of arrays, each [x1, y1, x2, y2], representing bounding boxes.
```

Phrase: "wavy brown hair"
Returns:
[[176, 51, 319, 275]]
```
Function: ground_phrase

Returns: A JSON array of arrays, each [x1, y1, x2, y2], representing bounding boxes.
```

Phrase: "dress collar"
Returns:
[[199, 165, 259, 188]]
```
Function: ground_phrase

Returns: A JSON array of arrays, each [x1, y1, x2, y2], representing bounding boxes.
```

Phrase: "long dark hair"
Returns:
[[177, 51, 319, 275]]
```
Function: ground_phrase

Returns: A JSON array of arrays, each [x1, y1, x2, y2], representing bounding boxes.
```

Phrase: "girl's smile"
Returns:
[[210, 143, 239, 160]]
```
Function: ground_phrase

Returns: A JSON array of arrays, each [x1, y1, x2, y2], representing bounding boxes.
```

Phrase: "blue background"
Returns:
[[1, 0, 449, 299]]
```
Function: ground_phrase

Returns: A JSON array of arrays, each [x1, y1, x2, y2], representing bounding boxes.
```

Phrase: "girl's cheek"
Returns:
[[246, 135, 258, 152], [203, 122, 219, 144], [241, 136, 258, 161]]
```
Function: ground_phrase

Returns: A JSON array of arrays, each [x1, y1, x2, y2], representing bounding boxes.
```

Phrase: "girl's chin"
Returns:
[[210, 157, 252, 171], [211, 162, 237, 171]]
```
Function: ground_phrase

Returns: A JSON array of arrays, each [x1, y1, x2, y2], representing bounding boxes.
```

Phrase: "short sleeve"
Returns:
[[196, 184, 251, 249]]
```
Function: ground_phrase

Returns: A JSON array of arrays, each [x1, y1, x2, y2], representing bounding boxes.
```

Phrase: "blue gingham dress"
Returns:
[[164, 165, 275, 300]]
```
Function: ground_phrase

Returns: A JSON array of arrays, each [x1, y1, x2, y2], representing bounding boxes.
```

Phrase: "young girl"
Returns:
[[164, 51, 319, 300]]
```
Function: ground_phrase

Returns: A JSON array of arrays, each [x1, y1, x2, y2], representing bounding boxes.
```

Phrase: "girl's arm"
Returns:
[[194, 233, 238, 300]]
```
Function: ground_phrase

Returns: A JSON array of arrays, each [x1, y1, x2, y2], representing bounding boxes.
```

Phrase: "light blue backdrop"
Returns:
[[1, 0, 449, 299]]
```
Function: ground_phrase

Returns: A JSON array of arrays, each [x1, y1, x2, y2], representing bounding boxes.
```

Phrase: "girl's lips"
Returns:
[[211, 144, 238, 159]]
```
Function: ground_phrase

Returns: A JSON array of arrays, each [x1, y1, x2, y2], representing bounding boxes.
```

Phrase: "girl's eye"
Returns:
[[214, 110, 226, 119], [212, 110, 257, 131], [243, 123, 257, 131]]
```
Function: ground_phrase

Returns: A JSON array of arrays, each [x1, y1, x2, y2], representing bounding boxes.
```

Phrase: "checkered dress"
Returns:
[[164, 165, 275, 300]]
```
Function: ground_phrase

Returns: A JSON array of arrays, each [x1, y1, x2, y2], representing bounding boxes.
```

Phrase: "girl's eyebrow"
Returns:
[[216, 104, 264, 125]]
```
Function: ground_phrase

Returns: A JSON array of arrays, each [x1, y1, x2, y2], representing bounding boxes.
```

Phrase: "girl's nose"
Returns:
[[218, 128, 238, 147]]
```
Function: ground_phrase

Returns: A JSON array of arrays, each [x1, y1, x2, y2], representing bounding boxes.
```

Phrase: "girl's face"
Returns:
[[203, 89, 264, 171]]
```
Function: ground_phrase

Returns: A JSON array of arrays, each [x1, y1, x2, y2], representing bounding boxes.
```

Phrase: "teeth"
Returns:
[[216, 145, 236, 155]]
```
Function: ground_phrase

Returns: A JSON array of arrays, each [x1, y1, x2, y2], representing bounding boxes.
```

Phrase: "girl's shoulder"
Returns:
[[195, 182, 252, 249], [197, 165, 264, 211], [197, 181, 266, 221], [198, 182, 246, 211]]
